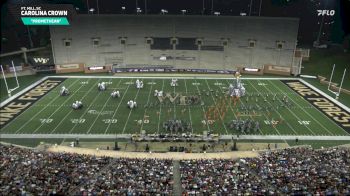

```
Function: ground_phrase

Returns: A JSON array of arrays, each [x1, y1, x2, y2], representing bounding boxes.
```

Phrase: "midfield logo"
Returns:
[[317, 10, 335, 16]]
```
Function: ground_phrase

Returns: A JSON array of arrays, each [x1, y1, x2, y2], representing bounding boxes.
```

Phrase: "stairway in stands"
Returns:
[[172, 160, 183, 195]]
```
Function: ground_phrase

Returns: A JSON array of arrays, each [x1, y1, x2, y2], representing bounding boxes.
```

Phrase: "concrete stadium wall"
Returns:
[[50, 15, 299, 73]]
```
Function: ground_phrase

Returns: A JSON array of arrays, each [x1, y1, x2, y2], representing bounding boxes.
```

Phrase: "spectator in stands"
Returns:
[[1, 144, 349, 195], [180, 147, 350, 195]]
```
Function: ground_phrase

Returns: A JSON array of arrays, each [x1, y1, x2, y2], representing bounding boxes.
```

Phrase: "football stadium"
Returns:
[[1, 0, 350, 195]]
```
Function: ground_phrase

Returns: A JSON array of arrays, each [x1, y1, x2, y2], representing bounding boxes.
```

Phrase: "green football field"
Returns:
[[1, 76, 349, 140]]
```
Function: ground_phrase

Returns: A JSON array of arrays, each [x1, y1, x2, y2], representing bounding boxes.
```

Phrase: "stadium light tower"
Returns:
[[89, 8, 95, 14]]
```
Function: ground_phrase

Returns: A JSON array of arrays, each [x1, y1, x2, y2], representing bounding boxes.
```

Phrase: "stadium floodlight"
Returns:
[[122, 6, 126, 10], [89, 8, 95, 14], [214, 11, 220, 16], [181, 10, 187, 15], [328, 64, 347, 99], [0, 61, 20, 97]]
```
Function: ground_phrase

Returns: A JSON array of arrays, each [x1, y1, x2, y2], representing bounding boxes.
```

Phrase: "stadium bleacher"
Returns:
[[1, 144, 349, 195]]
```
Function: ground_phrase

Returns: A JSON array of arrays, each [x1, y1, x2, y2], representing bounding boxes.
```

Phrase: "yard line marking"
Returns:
[[193, 79, 211, 132], [61, 79, 112, 136], [204, 79, 229, 134], [269, 80, 334, 136], [49, 79, 101, 134], [86, 79, 123, 134], [222, 79, 264, 135], [104, 79, 134, 134], [173, 80, 176, 119], [244, 80, 286, 139], [253, 80, 300, 135], [298, 81, 349, 136], [184, 79, 194, 133], [3, 133, 350, 140], [157, 80, 165, 134], [121, 87, 141, 134], [12, 79, 80, 134], [140, 79, 154, 133]]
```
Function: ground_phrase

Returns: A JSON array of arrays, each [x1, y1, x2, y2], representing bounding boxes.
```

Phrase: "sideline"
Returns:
[[47, 145, 259, 160], [2, 133, 350, 140]]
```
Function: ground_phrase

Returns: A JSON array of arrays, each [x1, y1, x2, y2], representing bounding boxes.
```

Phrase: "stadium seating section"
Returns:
[[1, 144, 349, 195]]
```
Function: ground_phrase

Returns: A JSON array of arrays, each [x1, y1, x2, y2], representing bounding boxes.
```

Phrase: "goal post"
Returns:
[[327, 64, 347, 99], [0, 60, 20, 97]]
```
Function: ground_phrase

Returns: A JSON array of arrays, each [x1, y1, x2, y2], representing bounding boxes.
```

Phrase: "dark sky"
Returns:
[[1, 0, 350, 52]]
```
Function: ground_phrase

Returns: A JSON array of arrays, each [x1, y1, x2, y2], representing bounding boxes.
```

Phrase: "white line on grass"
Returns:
[[204, 79, 229, 134], [269, 80, 334, 136], [104, 79, 133, 134], [3, 133, 350, 140], [299, 80, 350, 136], [193, 79, 212, 132], [67, 78, 115, 136], [49, 79, 102, 134], [222, 79, 264, 135], [0, 79, 77, 133], [139, 79, 155, 133], [252, 80, 300, 135], [121, 87, 141, 134], [13, 79, 82, 134], [45, 75, 299, 81], [157, 80, 165, 134], [173, 80, 176, 119], [243, 80, 286, 139], [184, 79, 194, 133], [59, 83, 111, 146], [86, 79, 123, 134]]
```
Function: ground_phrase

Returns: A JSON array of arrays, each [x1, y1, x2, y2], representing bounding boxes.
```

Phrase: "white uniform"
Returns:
[[111, 90, 120, 98], [98, 82, 106, 91], [72, 101, 83, 109], [170, 78, 178, 87], [154, 90, 158, 97], [135, 79, 144, 89], [127, 100, 137, 109], [60, 86, 69, 96]]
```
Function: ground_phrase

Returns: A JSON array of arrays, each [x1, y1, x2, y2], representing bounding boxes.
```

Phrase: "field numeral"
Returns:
[[298, 120, 310, 125], [103, 81, 113, 84], [81, 81, 89, 84], [202, 120, 215, 125], [136, 119, 150, 124], [214, 82, 223, 86], [147, 82, 156, 85], [40, 118, 53, 124], [264, 120, 279, 125], [103, 119, 118, 124], [71, 119, 86, 124], [192, 83, 200, 86], [258, 83, 267, 86]]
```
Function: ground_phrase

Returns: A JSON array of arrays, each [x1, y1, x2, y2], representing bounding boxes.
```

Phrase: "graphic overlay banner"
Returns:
[[21, 17, 69, 25], [281, 80, 350, 133], [8, 4, 75, 26], [0, 78, 66, 127]]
